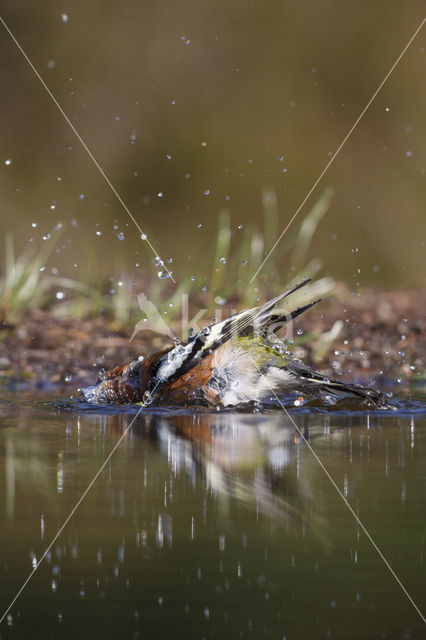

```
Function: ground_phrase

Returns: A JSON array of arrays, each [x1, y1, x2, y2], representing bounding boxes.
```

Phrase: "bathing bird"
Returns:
[[81, 279, 383, 407]]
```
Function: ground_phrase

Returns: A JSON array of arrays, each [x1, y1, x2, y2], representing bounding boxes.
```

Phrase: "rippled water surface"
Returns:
[[0, 393, 425, 639]]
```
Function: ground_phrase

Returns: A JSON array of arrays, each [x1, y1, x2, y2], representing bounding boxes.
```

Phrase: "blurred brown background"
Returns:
[[1, 0, 425, 289]]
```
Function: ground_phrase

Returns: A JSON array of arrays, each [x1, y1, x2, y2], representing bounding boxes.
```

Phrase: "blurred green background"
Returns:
[[1, 0, 425, 290]]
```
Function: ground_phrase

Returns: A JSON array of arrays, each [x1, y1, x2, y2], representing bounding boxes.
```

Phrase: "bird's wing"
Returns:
[[145, 279, 319, 392]]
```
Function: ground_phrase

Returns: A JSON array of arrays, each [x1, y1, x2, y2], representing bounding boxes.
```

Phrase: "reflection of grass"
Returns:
[[0, 189, 335, 333]]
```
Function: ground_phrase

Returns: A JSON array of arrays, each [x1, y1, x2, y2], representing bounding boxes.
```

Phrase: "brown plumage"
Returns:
[[83, 346, 225, 405]]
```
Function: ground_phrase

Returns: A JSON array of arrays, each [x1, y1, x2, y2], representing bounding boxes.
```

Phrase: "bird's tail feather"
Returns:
[[285, 361, 386, 406]]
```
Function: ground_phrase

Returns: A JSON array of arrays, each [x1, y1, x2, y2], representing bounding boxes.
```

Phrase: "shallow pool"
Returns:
[[0, 392, 425, 639]]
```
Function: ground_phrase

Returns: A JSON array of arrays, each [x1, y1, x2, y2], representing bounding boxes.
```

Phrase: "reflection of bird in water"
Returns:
[[92, 410, 333, 544], [82, 279, 383, 408], [147, 411, 332, 543]]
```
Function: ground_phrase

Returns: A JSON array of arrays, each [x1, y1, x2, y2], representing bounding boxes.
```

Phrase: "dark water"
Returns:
[[0, 394, 425, 639]]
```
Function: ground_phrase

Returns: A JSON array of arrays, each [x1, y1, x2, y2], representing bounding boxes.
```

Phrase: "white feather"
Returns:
[[208, 346, 296, 406]]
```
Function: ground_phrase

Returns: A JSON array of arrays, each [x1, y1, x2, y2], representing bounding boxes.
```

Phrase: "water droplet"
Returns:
[[219, 257, 226, 264], [204, 189, 210, 196], [188, 328, 196, 339], [42, 233, 51, 241], [47, 60, 56, 69], [4, 158, 12, 166], [64, 374, 72, 382], [61, 13, 68, 23], [31, 222, 38, 228], [140, 233, 147, 240], [201, 141, 207, 147], [237, 224, 243, 229], [296, 329, 303, 335], [157, 192, 164, 198], [96, 230, 102, 236], [241, 260, 247, 265], [197, 223, 202, 229], [158, 270, 172, 280], [78, 193, 85, 200], [56, 291, 65, 300], [143, 391, 153, 405], [191, 275, 196, 281], [117, 232, 125, 241], [202, 326, 211, 336]]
